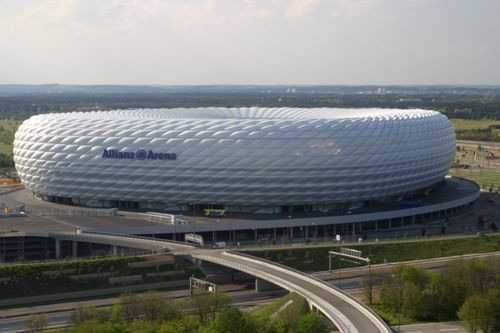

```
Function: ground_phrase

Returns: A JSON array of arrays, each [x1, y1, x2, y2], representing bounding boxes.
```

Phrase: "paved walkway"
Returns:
[[399, 321, 467, 333]]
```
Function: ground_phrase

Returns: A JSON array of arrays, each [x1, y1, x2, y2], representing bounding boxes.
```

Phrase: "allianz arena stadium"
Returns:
[[13, 108, 455, 213]]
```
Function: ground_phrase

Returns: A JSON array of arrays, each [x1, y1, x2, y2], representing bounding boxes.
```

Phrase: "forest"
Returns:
[[0, 85, 499, 120]]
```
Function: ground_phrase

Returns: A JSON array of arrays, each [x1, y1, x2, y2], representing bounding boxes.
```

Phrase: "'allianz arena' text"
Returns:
[[13, 108, 455, 212]]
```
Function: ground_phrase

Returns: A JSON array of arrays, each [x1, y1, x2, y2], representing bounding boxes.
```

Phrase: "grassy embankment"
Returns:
[[0, 119, 21, 153], [449, 168, 500, 192], [246, 235, 500, 272], [449, 119, 499, 191], [451, 119, 500, 142], [0, 256, 202, 299], [253, 293, 307, 320], [451, 119, 500, 131]]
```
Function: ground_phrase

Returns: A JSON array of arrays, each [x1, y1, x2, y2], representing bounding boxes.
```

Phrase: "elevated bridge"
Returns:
[[27, 230, 391, 333]]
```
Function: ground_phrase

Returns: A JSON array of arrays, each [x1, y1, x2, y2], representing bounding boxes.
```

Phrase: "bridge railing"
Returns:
[[79, 230, 196, 248], [192, 252, 355, 332], [224, 250, 391, 332]]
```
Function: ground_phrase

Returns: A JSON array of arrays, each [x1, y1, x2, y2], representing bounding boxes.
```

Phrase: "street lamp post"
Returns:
[[287, 216, 292, 243], [192, 202, 196, 235], [229, 219, 233, 248], [338, 254, 341, 288]]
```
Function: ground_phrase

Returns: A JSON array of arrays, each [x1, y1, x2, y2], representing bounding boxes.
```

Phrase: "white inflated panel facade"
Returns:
[[13, 108, 455, 209]]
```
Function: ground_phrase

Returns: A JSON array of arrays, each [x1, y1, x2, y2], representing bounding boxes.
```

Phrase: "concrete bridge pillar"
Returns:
[[112, 245, 118, 255], [255, 278, 281, 292], [309, 302, 320, 313], [55, 239, 61, 259], [72, 241, 78, 258]]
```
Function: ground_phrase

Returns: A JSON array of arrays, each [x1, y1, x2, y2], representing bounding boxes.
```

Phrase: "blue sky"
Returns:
[[1, 0, 499, 85]]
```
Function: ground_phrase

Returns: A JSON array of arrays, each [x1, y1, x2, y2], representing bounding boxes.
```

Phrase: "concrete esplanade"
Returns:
[[43, 230, 390, 333]]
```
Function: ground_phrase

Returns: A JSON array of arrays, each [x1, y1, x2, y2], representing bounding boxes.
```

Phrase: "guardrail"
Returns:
[[49, 230, 196, 253], [222, 250, 391, 333], [80, 230, 195, 248], [192, 252, 357, 333]]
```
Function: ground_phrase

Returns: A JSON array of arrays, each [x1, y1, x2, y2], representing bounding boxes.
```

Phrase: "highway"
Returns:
[[8, 231, 498, 332], [0, 290, 288, 333], [315, 250, 500, 283], [2, 250, 497, 332], [0, 230, 390, 333], [36, 231, 391, 332], [400, 321, 467, 333]]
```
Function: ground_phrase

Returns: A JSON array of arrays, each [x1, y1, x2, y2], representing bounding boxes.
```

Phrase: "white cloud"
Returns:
[[285, 0, 321, 18]]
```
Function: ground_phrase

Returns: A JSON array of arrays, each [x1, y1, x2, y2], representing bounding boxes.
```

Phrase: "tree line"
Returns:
[[23, 290, 328, 333], [456, 125, 499, 142], [376, 258, 500, 333], [0, 92, 499, 120]]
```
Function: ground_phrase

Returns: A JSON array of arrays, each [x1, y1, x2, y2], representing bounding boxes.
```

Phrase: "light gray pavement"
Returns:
[[0, 177, 480, 236], [398, 321, 467, 333], [457, 139, 500, 150]]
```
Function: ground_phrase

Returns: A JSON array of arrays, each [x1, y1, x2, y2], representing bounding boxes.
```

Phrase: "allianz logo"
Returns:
[[102, 149, 177, 161]]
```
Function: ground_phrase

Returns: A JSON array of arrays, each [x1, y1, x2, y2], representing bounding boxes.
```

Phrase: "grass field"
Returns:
[[254, 292, 306, 320], [449, 169, 500, 191], [0, 120, 20, 154], [246, 235, 500, 272], [0, 119, 22, 131], [0, 143, 12, 154], [451, 119, 500, 130]]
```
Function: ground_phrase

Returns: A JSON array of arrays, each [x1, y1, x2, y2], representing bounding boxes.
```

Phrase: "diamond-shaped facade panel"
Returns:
[[13, 108, 455, 208]]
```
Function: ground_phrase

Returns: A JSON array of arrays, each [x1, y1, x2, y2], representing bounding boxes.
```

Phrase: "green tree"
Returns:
[[158, 320, 188, 333], [202, 307, 256, 333], [379, 280, 397, 312], [128, 319, 159, 333], [298, 312, 328, 333], [71, 306, 111, 325], [379, 266, 430, 320], [266, 320, 289, 333], [458, 292, 497, 333], [401, 282, 422, 320], [420, 272, 463, 321], [67, 320, 124, 333], [394, 265, 429, 289], [191, 291, 230, 323], [139, 291, 166, 321], [118, 293, 141, 323], [22, 313, 49, 333]]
